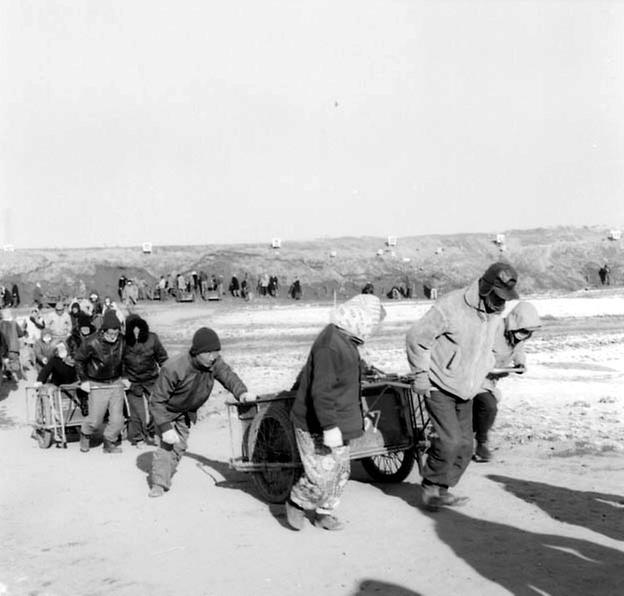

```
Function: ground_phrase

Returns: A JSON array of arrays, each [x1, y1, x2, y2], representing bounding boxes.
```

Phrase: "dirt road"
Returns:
[[1, 298, 623, 595]]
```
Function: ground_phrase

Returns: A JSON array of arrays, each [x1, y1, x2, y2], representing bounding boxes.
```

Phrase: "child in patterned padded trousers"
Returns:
[[286, 295, 386, 531]]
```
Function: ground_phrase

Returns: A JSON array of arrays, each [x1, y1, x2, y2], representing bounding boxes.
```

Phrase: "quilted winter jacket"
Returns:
[[123, 333, 168, 383], [406, 279, 502, 400], [290, 324, 365, 441], [149, 352, 247, 432]]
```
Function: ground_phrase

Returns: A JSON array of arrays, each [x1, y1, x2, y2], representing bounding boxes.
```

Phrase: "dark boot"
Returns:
[[80, 433, 91, 453], [103, 438, 122, 454]]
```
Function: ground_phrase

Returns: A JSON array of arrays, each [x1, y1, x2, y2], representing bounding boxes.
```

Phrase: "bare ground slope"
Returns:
[[2, 225, 623, 300]]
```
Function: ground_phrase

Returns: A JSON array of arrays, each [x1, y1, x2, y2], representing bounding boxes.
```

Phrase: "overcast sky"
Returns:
[[1, 0, 623, 248]]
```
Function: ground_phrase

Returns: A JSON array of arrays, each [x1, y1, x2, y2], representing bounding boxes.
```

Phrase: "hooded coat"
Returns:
[[482, 301, 541, 398], [123, 315, 168, 383], [290, 295, 386, 441]]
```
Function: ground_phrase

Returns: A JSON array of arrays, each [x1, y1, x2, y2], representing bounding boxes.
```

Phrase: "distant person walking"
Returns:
[[33, 283, 44, 309], [11, 284, 20, 307], [229, 276, 240, 297]]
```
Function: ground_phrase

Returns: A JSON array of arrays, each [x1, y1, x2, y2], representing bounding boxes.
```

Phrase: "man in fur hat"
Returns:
[[123, 314, 168, 447]]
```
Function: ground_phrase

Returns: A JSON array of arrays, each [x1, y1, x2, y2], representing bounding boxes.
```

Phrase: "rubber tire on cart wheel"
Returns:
[[361, 446, 416, 483], [247, 403, 300, 503], [35, 429, 54, 449]]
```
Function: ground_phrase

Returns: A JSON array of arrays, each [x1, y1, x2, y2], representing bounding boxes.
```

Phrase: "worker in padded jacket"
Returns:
[[123, 314, 168, 447], [75, 309, 127, 454], [406, 262, 519, 510], [287, 294, 386, 531], [147, 327, 256, 498]]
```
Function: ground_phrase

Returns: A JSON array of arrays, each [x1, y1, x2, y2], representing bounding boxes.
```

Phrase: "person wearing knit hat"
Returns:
[[406, 261, 519, 510], [74, 305, 127, 454], [147, 326, 256, 498], [287, 294, 386, 531]]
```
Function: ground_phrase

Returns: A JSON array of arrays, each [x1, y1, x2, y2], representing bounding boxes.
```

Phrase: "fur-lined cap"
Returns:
[[125, 314, 149, 345]]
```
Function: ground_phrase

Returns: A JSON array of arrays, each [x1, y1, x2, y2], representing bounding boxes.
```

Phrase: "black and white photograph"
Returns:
[[1, 1, 623, 595]]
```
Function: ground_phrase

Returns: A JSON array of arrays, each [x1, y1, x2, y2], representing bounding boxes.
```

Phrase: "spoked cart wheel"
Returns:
[[361, 446, 417, 483], [247, 403, 301, 503]]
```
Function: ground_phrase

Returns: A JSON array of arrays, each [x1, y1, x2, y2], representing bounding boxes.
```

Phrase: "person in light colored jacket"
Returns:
[[406, 262, 519, 510], [45, 303, 72, 342], [472, 301, 541, 462]]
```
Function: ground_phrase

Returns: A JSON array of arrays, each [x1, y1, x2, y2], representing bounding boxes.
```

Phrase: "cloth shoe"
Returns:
[[79, 433, 91, 453], [103, 438, 122, 454], [475, 442, 492, 462], [438, 488, 470, 507], [148, 485, 165, 498], [421, 483, 441, 510], [285, 500, 306, 531], [314, 514, 344, 531]]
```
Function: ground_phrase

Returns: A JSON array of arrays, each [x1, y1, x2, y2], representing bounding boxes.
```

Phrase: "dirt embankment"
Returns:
[[1, 225, 622, 302]]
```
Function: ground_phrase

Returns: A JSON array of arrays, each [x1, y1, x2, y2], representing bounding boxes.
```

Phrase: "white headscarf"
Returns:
[[330, 294, 386, 342]]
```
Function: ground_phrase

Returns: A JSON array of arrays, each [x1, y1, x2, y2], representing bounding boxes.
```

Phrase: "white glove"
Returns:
[[239, 392, 257, 403], [323, 427, 343, 448], [162, 429, 181, 445], [33, 381, 43, 389], [121, 378, 131, 390], [79, 381, 91, 393]]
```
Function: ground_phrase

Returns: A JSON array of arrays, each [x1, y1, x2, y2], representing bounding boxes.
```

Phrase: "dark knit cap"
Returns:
[[190, 327, 221, 355], [77, 312, 93, 328], [102, 309, 121, 330]]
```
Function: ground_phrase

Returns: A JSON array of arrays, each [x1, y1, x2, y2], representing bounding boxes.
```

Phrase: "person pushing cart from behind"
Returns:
[[147, 327, 257, 498], [75, 310, 128, 454]]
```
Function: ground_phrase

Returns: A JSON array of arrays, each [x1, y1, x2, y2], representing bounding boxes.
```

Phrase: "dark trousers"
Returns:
[[126, 381, 155, 444], [472, 390, 498, 445], [422, 389, 474, 488]]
